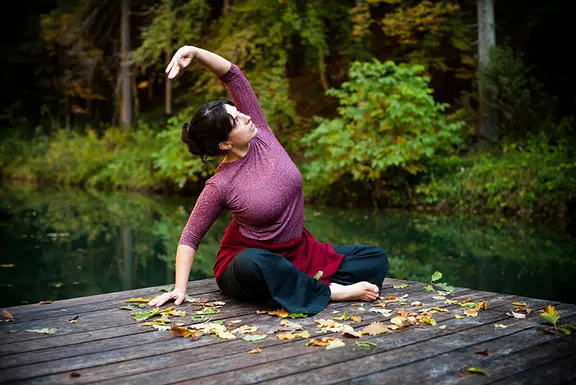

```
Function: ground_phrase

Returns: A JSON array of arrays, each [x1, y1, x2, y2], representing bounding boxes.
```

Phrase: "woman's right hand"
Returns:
[[166, 45, 198, 80], [148, 289, 186, 307]]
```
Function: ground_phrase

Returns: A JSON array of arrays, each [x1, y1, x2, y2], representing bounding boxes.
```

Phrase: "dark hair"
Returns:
[[181, 99, 236, 164]]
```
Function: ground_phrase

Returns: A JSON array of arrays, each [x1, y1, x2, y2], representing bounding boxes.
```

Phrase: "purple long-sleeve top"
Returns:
[[178, 64, 305, 250]]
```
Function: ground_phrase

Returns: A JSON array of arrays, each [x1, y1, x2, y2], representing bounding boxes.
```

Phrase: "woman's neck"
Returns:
[[221, 143, 250, 164]]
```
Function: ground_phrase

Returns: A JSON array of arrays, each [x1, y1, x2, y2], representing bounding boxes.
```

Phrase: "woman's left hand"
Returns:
[[166, 45, 197, 79]]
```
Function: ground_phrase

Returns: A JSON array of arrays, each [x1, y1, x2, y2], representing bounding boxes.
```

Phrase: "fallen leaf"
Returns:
[[191, 316, 211, 323], [419, 316, 437, 326], [342, 328, 361, 338], [435, 283, 454, 292], [464, 309, 478, 318], [411, 301, 424, 306], [393, 284, 409, 289], [315, 319, 336, 328], [248, 348, 262, 354], [424, 285, 434, 292], [39, 301, 53, 305], [277, 331, 310, 340], [507, 311, 526, 319], [466, 367, 488, 376], [126, 297, 155, 303], [326, 339, 346, 349], [432, 295, 446, 300], [494, 324, 507, 329], [2, 309, 15, 319], [333, 310, 350, 321], [512, 301, 527, 307], [390, 317, 404, 327], [228, 320, 242, 327], [559, 323, 576, 336], [438, 325, 447, 329], [455, 314, 464, 319], [170, 325, 203, 340], [369, 308, 393, 317], [476, 301, 488, 311], [279, 320, 303, 330], [350, 316, 363, 322], [160, 286, 173, 292], [132, 308, 161, 321], [288, 313, 306, 319], [243, 334, 267, 342], [119, 305, 134, 310], [475, 349, 490, 356], [185, 297, 210, 304], [231, 325, 258, 334], [70, 372, 82, 378], [196, 307, 220, 315], [362, 322, 393, 336], [306, 337, 340, 347], [215, 331, 236, 340], [540, 305, 559, 327], [26, 328, 57, 334], [355, 341, 377, 348], [431, 307, 449, 313], [151, 324, 172, 331], [69, 315, 79, 324]]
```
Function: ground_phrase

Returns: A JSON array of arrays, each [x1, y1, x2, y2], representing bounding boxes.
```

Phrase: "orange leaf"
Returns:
[[248, 348, 262, 354], [350, 316, 363, 322], [2, 309, 15, 319], [464, 308, 478, 318]]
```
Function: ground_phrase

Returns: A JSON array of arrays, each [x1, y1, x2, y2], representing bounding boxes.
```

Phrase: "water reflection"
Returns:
[[0, 184, 574, 307]]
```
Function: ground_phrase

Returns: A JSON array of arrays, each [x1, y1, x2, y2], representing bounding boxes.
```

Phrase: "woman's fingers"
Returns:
[[174, 293, 186, 306], [148, 292, 170, 307]]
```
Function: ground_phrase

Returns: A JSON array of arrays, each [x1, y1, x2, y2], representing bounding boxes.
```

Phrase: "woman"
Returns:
[[149, 46, 389, 314]]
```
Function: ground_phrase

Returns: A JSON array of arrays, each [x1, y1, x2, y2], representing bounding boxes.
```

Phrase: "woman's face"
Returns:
[[222, 104, 258, 149]]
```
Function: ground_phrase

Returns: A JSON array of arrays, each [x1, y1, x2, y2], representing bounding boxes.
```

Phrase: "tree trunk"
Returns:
[[223, 0, 230, 16], [120, 0, 133, 128], [477, 0, 498, 142], [165, 50, 172, 115]]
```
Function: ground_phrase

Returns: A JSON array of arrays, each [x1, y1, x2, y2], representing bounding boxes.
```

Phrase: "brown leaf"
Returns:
[[2, 309, 15, 319], [362, 322, 393, 336], [248, 348, 262, 354], [69, 315, 79, 323], [464, 308, 478, 318], [314, 319, 336, 328], [70, 372, 82, 378], [474, 349, 490, 356], [307, 337, 341, 347], [170, 325, 203, 340], [342, 329, 361, 338]]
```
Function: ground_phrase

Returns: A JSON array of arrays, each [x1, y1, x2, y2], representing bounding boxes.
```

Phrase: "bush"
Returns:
[[301, 59, 466, 200]]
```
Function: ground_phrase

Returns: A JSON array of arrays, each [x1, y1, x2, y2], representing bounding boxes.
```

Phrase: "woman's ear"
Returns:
[[219, 141, 232, 151]]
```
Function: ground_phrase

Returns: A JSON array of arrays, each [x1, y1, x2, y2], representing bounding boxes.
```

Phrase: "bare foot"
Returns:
[[329, 282, 380, 302]]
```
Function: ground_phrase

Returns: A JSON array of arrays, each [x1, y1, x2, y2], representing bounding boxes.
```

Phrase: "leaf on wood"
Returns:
[[506, 311, 526, 319], [515, 307, 532, 314], [435, 282, 454, 292], [431, 307, 449, 313], [466, 367, 488, 376], [494, 324, 507, 329], [2, 309, 15, 319], [139, 318, 171, 326], [393, 284, 409, 289], [280, 319, 303, 330], [191, 316, 211, 323], [454, 314, 464, 319], [362, 322, 393, 336], [163, 308, 186, 317], [70, 372, 82, 378], [227, 320, 242, 327], [369, 308, 393, 317], [342, 328, 361, 338], [248, 348, 262, 354], [26, 328, 57, 334], [559, 323, 576, 336], [540, 305, 559, 327], [432, 295, 446, 300], [185, 297, 210, 304], [511, 301, 527, 307], [132, 307, 161, 321], [277, 330, 310, 340], [431, 271, 443, 282], [445, 299, 460, 305], [411, 301, 424, 306], [419, 316, 437, 326], [350, 315, 363, 322], [474, 349, 490, 356], [215, 330, 236, 340], [475, 301, 488, 311], [160, 286, 173, 292], [257, 309, 290, 318], [126, 297, 155, 303], [315, 319, 336, 328], [355, 341, 377, 348], [438, 325, 447, 329], [333, 310, 350, 321], [151, 324, 172, 331], [39, 301, 53, 305], [243, 334, 267, 342], [326, 339, 346, 350], [464, 308, 478, 318], [288, 313, 306, 319], [170, 325, 202, 340], [390, 317, 404, 327], [196, 307, 220, 315], [232, 325, 258, 334], [424, 285, 434, 292], [119, 305, 134, 310], [69, 315, 79, 323]]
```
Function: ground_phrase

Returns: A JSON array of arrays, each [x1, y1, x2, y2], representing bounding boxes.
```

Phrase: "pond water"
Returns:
[[1, 183, 575, 307]]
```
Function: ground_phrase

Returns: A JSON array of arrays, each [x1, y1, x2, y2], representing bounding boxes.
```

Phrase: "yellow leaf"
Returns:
[[391, 317, 404, 326], [494, 324, 507, 329], [126, 297, 155, 303], [466, 367, 488, 376], [511, 301, 527, 307], [248, 348, 262, 354], [454, 314, 464, 319], [350, 316, 363, 322]]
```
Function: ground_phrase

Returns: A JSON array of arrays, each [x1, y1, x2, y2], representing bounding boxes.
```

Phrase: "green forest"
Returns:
[[1, 0, 575, 218]]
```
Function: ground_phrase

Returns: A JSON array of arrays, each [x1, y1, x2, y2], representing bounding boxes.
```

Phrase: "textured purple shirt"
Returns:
[[179, 64, 305, 250]]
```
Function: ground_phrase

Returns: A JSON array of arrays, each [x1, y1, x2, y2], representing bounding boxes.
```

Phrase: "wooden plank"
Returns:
[[120, 299, 567, 385], [1, 280, 431, 367], [484, 355, 576, 385], [342, 314, 576, 385], [253, 303, 576, 385], [19, 290, 506, 384], [2, 283, 474, 382]]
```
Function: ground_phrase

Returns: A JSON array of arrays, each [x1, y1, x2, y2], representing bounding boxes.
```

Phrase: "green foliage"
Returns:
[[417, 121, 576, 215], [301, 59, 465, 196]]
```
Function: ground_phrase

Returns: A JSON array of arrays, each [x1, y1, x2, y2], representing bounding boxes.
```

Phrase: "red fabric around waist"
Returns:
[[213, 220, 344, 284]]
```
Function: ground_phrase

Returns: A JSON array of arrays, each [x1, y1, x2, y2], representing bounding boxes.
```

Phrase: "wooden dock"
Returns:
[[1, 278, 575, 384]]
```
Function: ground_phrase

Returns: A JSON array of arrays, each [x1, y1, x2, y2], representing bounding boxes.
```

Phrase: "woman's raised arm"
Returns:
[[166, 45, 231, 79]]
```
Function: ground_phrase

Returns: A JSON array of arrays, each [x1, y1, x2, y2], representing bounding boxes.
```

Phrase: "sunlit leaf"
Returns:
[[424, 285, 434, 291], [333, 311, 350, 321], [511, 301, 527, 307], [119, 305, 134, 310], [435, 283, 454, 292], [350, 315, 363, 322], [431, 307, 448, 312], [466, 367, 488, 376], [196, 307, 220, 315], [540, 305, 559, 327], [391, 317, 404, 327], [494, 324, 507, 329], [26, 328, 57, 334], [454, 314, 464, 319], [248, 348, 262, 354], [464, 309, 478, 318], [431, 271, 443, 282], [280, 320, 303, 330], [288, 313, 306, 319], [126, 297, 155, 303], [2, 309, 15, 319], [191, 316, 211, 322], [215, 331, 236, 340], [393, 284, 409, 289], [362, 322, 393, 336], [420, 316, 437, 326], [243, 334, 267, 342], [326, 339, 346, 349]]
